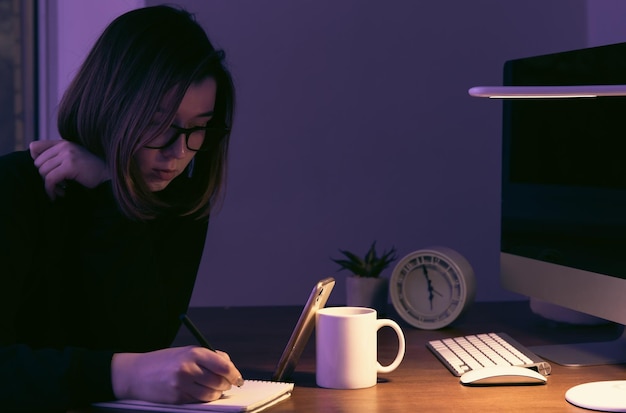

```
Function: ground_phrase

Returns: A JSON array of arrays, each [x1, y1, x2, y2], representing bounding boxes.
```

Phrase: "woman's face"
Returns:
[[135, 77, 217, 192]]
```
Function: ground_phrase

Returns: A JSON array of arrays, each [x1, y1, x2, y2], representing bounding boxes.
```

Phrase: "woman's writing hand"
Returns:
[[29, 139, 109, 200], [111, 346, 245, 404]]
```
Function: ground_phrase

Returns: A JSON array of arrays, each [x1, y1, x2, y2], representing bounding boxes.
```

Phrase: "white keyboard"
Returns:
[[427, 332, 551, 377]]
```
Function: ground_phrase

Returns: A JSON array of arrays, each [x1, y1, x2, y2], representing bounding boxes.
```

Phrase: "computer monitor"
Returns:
[[499, 42, 626, 367]]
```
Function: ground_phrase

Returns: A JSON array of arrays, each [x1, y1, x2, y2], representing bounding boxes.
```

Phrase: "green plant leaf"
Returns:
[[330, 241, 397, 278], [365, 242, 377, 264]]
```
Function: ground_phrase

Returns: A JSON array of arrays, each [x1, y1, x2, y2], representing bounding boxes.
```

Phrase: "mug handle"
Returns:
[[375, 319, 406, 373]]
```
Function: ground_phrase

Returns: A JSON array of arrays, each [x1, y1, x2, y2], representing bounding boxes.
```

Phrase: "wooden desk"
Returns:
[[92, 301, 626, 412]]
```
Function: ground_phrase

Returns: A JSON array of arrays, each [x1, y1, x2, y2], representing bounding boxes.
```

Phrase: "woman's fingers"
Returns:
[[197, 349, 245, 388], [28, 140, 109, 199]]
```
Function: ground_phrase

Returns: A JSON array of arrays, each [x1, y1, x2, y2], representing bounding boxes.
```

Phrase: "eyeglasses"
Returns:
[[144, 123, 230, 152]]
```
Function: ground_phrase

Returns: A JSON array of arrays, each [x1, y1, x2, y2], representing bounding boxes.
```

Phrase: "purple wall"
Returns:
[[587, 0, 626, 46], [141, 0, 589, 306]]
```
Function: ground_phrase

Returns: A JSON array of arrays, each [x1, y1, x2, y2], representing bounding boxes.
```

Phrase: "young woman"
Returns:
[[0, 5, 243, 411]]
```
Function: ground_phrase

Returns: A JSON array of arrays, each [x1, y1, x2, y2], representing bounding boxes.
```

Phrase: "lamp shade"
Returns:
[[468, 85, 626, 99]]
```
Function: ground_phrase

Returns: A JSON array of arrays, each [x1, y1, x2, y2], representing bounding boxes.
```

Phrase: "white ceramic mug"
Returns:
[[316, 306, 406, 389]]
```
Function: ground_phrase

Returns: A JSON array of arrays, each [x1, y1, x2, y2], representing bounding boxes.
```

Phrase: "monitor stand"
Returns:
[[528, 326, 626, 366], [529, 327, 626, 412]]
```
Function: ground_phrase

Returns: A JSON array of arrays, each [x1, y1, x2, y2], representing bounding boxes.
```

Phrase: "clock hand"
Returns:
[[422, 266, 444, 310], [422, 266, 444, 296], [422, 265, 436, 309]]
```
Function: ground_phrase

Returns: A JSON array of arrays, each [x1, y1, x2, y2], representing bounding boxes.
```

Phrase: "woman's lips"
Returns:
[[153, 169, 177, 181]]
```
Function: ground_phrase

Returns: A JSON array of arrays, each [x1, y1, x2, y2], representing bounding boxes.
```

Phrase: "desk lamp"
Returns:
[[468, 84, 626, 98], [470, 83, 626, 413]]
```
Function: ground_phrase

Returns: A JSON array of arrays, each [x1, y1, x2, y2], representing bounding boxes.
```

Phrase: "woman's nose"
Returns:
[[163, 135, 188, 159]]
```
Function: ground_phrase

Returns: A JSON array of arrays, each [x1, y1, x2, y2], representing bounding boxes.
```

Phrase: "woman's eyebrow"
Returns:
[[194, 111, 215, 118], [154, 110, 214, 118]]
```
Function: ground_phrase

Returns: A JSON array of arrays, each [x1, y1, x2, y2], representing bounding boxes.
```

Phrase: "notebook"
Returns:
[[93, 380, 294, 413]]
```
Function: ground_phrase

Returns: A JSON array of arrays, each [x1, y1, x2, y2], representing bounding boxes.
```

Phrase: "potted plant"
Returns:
[[331, 241, 397, 316]]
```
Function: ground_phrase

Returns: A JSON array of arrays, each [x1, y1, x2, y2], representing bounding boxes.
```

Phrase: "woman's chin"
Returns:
[[146, 180, 171, 192]]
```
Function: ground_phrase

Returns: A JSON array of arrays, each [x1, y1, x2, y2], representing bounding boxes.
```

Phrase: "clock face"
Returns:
[[390, 247, 475, 330]]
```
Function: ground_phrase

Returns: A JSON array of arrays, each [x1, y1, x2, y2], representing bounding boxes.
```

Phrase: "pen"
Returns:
[[179, 313, 216, 351], [179, 314, 245, 387]]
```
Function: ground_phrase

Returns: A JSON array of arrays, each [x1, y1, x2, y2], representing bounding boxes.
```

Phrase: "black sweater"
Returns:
[[0, 151, 208, 412]]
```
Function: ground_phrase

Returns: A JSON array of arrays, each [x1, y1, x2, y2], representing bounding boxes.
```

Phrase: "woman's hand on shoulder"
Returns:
[[29, 139, 110, 200], [111, 346, 245, 404]]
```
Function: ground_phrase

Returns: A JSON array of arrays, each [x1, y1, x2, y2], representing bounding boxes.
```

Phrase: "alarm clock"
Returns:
[[390, 246, 476, 330]]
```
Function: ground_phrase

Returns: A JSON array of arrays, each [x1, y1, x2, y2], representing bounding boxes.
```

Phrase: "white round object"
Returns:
[[390, 246, 476, 330], [566, 381, 626, 412]]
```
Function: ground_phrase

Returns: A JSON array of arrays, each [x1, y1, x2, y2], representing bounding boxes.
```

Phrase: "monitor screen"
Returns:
[[500, 42, 626, 366]]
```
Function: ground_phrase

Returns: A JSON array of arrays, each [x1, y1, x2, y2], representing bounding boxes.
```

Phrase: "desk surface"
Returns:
[[90, 301, 626, 413]]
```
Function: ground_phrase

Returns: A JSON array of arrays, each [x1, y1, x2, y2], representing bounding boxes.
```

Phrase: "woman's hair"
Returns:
[[57, 5, 235, 221]]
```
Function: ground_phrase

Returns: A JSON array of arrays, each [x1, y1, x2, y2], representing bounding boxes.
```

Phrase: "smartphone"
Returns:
[[272, 277, 335, 382]]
